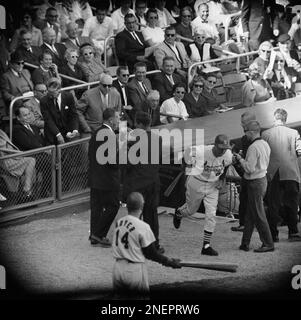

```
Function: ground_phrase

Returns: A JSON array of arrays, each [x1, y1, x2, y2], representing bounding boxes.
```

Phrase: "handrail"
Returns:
[[0, 145, 55, 161], [103, 35, 115, 68], [187, 50, 259, 92], [24, 62, 87, 84], [224, 11, 242, 43], [8, 70, 161, 140]]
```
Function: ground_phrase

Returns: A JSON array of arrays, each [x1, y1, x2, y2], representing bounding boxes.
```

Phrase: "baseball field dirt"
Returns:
[[0, 206, 300, 300]]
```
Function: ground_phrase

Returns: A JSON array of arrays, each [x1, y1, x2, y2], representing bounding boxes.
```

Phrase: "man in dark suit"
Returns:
[[115, 13, 153, 73], [123, 111, 164, 253], [36, 7, 62, 43], [40, 77, 79, 145], [127, 62, 152, 116], [63, 22, 92, 51], [152, 56, 182, 104], [15, 30, 42, 68], [241, 0, 275, 51], [88, 108, 121, 247], [40, 27, 66, 68]]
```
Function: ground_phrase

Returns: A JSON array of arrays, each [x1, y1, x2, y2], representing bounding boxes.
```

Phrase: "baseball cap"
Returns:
[[277, 33, 290, 44], [215, 134, 231, 149]]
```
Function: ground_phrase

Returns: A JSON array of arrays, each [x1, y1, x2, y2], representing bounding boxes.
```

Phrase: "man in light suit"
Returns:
[[152, 56, 183, 104], [40, 77, 79, 145], [262, 108, 301, 242], [76, 73, 121, 135], [0, 51, 34, 108], [63, 22, 92, 51], [154, 26, 192, 78], [115, 13, 153, 73], [127, 62, 152, 116]]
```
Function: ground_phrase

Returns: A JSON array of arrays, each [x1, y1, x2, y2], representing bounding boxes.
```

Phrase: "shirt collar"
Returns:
[[11, 68, 20, 77]]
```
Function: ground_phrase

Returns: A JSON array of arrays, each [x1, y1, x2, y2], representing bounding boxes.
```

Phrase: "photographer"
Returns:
[[32, 50, 60, 86]]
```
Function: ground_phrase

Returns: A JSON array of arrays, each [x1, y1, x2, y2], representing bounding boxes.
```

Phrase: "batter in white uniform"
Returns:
[[112, 192, 181, 295], [173, 134, 233, 256]]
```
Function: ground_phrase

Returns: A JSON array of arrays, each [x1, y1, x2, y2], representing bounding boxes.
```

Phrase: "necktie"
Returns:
[[75, 38, 80, 47], [26, 124, 33, 132], [132, 32, 143, 46], [201, 20, 208, 24], [168, 75, 174, 85], [54, 98, 60, 111], [52, 45, 58, 55], [142, 82, 149, 94]]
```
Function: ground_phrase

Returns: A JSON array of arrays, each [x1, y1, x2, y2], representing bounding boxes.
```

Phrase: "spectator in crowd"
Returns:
[[76, 73, 121, 135], [78, 43, 107, 82], [152, 56, 182, 104], [295, 42, 301, 63], [23, 83, 47, 130], [252, 41, 273, 77], [135, 0, 148, 31], [154, 0, 176, 29], [230, 111, 257, 233], [64, 21, 92, 51], [268, 52, 296, 100], [142, 9, 165, 47], [9, 10, 43, 52], [233, 120, 274, 253], [0, 127, 36, 198], [115, 13, 152, 74], [59, 48, 85, 99], [242, 64, 274, 108], [127, 62, 152, 115], [0, 51, 34, 107], [0, 31, 10, 76], [262, 108, 301, 242], [154, 26, 192, 78], [241, 0, 274, 51], [183, 76, 208, 118], [37, 6, 62, 42], [32, 50, 60, 86], [160, 82, 188, 123], [288, 8, 301, 48], [88, 108, 121, 247], [81, 5, 114, 53], [112, 66, 133, 126], [40, 77, 79, 145], [14, 30, 42, 68], [200, 72, 222, 113], [141, 90, 161, 126], [40, 27, 66, 68], [111, 0, 135, 34], [273, 4, 292, 38], [123, 111, 165, 253], [175, 6, 194, 51]]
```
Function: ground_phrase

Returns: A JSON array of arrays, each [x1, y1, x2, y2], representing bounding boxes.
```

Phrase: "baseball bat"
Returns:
[[164, 171, 184, 197], [180, 261, 238, 273]]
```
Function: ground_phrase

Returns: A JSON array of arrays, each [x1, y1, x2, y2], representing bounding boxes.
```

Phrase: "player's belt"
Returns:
[[116, 258, 137, 264]]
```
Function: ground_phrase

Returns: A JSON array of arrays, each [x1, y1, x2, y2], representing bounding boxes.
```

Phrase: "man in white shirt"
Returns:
[[173, 134, 233, 256], [82, 5, 114, 53], [111, 0, 135, 34], [233, 121, 274, 253]]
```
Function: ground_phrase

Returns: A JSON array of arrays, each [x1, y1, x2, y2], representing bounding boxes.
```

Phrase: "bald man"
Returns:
[[76, 73, 122, 134], [64, 22, 92, 51], [230, 111, 256, 232]]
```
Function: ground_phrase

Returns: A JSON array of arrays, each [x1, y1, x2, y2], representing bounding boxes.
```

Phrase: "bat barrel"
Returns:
[[180, 261, 238, 273]]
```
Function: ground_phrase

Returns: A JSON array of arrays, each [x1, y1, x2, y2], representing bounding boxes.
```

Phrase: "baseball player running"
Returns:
[[112, 192, 181, 295], [173, 134, 233, 256]]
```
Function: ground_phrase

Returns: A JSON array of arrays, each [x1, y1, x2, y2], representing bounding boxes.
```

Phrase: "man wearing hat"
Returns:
[[173, 134, 233, 256], [233, 120, 274, 253], [0, 51, 34, 108]]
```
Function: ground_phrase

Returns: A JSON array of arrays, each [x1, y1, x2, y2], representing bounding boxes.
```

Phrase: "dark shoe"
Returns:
[[89, 235, 111, 247], [156, 245, 165, 254], [288, 233, 301, 242], [239, 244, 249, 252], [201, 246, 218, 256], [173, 208, 182, 229], [253, 246, 274, 253], [231, 225, 244, 232]]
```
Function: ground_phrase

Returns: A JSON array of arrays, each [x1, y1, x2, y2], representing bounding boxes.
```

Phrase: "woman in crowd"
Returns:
[[242, 64, 275, 107], [200, 72, 222, 112], [160, 83, 189, 124], [32, 50, 60, 85], [175, 6, 194, 51], [78, 43, 108, 82], [9, 10, 43, 52], [59, 48, 85, 99], [183, 75, 208, 118], [141, 8, 165, 47]]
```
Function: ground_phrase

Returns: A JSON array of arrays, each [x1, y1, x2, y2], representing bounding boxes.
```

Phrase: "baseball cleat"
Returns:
[[201, 246, 219, 256], [173, 208, 182, 229]]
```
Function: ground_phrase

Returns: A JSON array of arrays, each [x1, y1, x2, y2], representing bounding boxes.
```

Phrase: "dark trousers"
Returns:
[[241, 177, 274, 248], [90, 188, 120, 238], [238, 178, 248, 226], [267, 170, 299, 237]]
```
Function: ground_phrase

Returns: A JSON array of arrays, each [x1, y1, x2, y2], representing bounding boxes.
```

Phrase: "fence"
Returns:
[[0, 138, 89, 213]]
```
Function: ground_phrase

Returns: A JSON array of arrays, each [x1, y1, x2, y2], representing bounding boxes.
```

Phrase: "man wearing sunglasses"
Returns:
[[0, 51, 33, 108], [77, 73, 122, 135], [252, 41, 273, 78]]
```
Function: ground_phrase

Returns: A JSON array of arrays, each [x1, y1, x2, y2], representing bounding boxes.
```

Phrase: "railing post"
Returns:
[[56, 145, 62, 200]]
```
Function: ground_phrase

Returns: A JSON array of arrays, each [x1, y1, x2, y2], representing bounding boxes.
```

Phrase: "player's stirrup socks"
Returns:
[[203, 230, 213, 249]]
